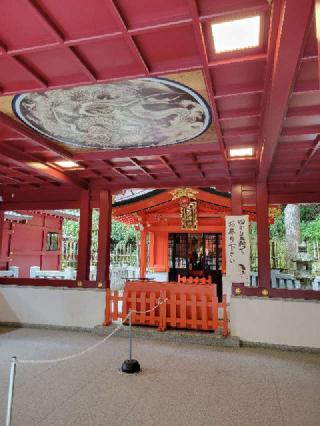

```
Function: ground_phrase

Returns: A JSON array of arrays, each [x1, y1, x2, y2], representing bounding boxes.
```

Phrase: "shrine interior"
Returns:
[[0, 1, 320, 424]]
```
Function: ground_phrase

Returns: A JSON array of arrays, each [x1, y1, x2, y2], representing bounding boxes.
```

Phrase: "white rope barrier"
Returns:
[[17, 296, 167, 365], [130, 296, 168, 314], [18, 316, 129, 365], [5, 296, 167, 426]]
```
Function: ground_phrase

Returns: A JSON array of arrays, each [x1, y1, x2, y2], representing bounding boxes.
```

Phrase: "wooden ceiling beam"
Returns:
[[286, 105, 320, 117], [192, 154, 206, 179], [0, 112, 77, 161], [159, 156, 181, 180], [187, 0, 231, 178], [0, 42, 47, 89], [130, 158, 156, 180], [219, 108, 261, 121], [106, 0, 150, 75], [0, 145, 87, 188], [209, 53, 267, 68], [295, 136, 320, 177], [25, 0, 97, 82], [75, 142, 221, 161], [281, 125, 320, 136], [103, 160, 133, 182], [257, 0, 314, 181]]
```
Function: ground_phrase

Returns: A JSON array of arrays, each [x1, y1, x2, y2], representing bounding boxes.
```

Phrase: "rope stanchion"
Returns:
[[120, 296, 168, 375], [5, 357, 16, 426], [4, 297, 167, 423]]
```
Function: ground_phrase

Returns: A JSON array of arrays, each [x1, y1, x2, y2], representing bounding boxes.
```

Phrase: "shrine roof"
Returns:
[[113, 186, 230, 207], [4, 209, 80, 222], [112, 186, 257, 226]]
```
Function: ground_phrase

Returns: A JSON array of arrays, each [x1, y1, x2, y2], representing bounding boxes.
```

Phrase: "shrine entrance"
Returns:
[[168, 233, 223, 298]]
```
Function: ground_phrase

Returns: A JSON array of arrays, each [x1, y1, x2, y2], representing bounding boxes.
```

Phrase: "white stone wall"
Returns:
[[222, 274, 232, 300], [230, 296, 320, 349], [0, 285, 105, 329], [146, 271, 169, 282]]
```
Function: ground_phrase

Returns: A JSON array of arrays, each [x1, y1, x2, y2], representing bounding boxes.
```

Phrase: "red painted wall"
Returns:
[[0, 213, 62, 278], [148, 219, 226, 273]]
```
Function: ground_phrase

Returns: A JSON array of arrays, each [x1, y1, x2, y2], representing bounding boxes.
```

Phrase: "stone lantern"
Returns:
[[292, 241, 314, 288]]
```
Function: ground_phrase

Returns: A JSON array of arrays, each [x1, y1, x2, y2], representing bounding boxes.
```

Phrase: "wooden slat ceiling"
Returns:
[[0, 0, 318, 196]]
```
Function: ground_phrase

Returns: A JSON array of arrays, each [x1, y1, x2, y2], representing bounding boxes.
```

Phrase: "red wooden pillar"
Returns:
[[97, 190, 112, 288], [140, 227, 147, 278], [256, 182, 271, 291], [231, 184, 243, 215], [0, 210, 4, 259], [40, 214, 46, 270], [76, 190, 92, 284]]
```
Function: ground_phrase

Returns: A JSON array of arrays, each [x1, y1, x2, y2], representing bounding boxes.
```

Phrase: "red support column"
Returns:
[[76, 190, 92, 284], [231, 184, 243, 215], [256, 182, 271, 291], [140, 227, 147, 278], [97, 190, 112, 288], [0, 210, 4, 259], [40, 215, 46, 270]]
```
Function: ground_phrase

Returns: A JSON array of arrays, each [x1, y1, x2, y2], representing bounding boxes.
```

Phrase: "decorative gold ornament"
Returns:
[[77, 281, 83, 287], [261, 288, 269, 296], [181, 200, 198, 230], [235, 287, 241, 295], [170, 187, 198, 201]]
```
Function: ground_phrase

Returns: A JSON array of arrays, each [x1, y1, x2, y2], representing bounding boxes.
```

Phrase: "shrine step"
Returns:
[[94, 324, 240, 348]]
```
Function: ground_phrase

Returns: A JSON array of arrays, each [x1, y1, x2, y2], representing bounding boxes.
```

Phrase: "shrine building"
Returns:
[[0, 0, 319, 353]]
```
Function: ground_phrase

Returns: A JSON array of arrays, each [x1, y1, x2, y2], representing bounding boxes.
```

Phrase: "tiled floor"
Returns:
[[0, 327, 319, 426]]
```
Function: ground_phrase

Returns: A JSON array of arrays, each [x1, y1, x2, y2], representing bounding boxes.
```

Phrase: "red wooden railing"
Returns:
[[178, 275, 212, 285], [105, 281, 228, 335]]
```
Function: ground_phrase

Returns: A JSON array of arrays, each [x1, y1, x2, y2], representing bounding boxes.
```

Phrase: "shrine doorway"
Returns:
[[168, 233, 223, 299]]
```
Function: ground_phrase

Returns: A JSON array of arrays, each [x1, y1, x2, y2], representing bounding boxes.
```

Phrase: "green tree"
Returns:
[[62, 209, 138, 248]]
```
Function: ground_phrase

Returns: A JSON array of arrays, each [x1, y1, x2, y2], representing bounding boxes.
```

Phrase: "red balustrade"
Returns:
[[105, 281, 228, 335]]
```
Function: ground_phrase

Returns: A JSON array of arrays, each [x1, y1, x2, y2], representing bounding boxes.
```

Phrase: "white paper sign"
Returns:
[[225, 215, 250, 285]]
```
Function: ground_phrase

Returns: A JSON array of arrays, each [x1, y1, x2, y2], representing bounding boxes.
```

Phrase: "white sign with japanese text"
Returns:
[[225, 215, 250, 285]]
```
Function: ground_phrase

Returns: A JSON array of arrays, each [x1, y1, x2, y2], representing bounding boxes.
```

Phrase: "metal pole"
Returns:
[[6, 356, 17, 426], [129, 310, 132, 361]]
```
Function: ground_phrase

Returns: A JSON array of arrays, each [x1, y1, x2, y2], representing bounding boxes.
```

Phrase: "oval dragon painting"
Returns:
[[13, 78, 211, 150]]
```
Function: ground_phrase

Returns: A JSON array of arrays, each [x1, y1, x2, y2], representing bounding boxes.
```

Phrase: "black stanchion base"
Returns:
[[121, 359, 141, 374]]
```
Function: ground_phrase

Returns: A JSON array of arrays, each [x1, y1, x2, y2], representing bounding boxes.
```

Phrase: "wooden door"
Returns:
[[168, 233, 188, 281]]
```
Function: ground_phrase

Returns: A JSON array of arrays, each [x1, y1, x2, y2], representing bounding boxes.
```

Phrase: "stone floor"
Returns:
[[0, 327, 319, 426]]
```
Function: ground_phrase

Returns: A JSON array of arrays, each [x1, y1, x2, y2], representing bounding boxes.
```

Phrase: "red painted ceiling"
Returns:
[[0, 0, 318, 198]]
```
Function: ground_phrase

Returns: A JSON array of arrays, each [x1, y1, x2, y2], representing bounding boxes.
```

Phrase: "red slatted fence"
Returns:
[[178, 275, 212, 285], [104, 281, 228, 335]]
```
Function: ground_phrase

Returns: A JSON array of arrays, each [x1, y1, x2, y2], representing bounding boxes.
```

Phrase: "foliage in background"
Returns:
[[249, 204, 320, 271], [300, 216, 320, 241], [62, 209, 139, 248], [269, 207, 286, 240], [267, 204, 320, 242]]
